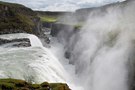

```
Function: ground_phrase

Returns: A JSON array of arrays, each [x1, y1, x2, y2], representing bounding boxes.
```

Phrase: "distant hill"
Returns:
[[36, 11, 72, 16], [75, 0, 132, 22], [0, 1, 41, 35], [0, 0, 133, 36]]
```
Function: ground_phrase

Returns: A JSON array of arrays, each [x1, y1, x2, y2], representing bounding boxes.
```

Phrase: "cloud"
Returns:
[[39, 3, 80, 11], [0, 0, 126, 11]]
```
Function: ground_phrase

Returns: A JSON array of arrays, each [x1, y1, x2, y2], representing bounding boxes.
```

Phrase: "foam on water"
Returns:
[[0, 33, 68, 84], [0, 33, 83, 90]]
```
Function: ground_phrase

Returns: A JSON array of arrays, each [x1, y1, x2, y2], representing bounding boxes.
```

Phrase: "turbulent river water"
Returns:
[[49, 0, 135, 90], [1, 0, 135, 90], [0, 33, 82, 90]]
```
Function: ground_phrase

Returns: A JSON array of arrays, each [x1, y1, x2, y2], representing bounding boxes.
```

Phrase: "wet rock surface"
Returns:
[[0, 38, 31, 47]]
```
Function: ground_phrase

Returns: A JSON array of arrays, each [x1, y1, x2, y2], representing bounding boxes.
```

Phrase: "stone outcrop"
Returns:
[[0, 38, 31, 47]]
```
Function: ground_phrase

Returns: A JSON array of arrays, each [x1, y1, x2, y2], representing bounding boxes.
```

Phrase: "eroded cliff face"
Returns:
[[42, 0, 135, 90], [0, 1, 42, 35]]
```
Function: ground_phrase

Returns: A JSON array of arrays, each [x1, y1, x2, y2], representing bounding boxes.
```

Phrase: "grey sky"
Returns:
[[0, 0, 126, 11]]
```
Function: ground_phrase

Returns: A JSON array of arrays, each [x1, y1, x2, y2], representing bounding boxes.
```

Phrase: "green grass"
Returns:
[[17, 14, 34, 26], [74, 24, 82, 30], [0, 1, 38, 34], [0, 78, 29, 90], [0, 13, 33, 33], [39, 15, 57, 23], [50, 83, 70, 90], [0, 78, 71, 90], [0, 82, 16, 90]]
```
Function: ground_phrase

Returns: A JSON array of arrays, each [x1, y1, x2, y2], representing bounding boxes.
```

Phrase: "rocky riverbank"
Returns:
[[0, 78, 71, 90]]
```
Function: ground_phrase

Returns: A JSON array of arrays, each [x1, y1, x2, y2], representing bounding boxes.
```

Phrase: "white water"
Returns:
[[0, 33, 43, 47], [0, 1, 135, 90], [0, 33, 83, 90], [49, 37, 84, 90], [0, 33, 70, 84], [53, 0, 135, 90]]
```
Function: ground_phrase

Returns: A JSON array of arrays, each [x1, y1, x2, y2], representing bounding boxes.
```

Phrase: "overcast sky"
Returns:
[[0, 0, 126, 11]]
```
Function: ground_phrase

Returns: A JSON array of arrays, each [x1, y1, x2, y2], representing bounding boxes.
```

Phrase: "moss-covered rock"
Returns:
[[31, 84, 40, 89], [0, 78, 71, 90], [50, 83, 70, 90]]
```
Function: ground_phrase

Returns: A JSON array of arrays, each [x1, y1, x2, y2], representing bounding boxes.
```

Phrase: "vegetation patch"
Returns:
[[74, 24, 82, 30], [39, 15, 57, 23], [0, 78, 71, 90], [0, 1, 39, 35]]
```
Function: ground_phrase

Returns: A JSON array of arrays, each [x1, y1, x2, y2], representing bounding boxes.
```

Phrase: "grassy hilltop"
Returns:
[[0, 1, 41, 35]]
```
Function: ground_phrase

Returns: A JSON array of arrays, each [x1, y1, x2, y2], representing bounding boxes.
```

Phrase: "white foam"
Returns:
[[0, 33, 69, 84]]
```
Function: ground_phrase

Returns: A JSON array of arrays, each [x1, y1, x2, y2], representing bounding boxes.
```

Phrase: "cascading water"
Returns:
[[52, 0, 135, 90], [1, 1, 135, 90], [0, 33, 82, 90], [0, 33, 69, 83]]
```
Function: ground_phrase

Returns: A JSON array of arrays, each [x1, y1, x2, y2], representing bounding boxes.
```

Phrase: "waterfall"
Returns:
[[0, 33, 69, 84], [1, 0, 135, 90], [54, 0, 135, 90], [28, 35, 43, 47]]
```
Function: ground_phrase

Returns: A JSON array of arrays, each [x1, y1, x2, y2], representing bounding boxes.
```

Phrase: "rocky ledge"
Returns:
[[0, 38, 31, 47], [0, 78, 71, 90]]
